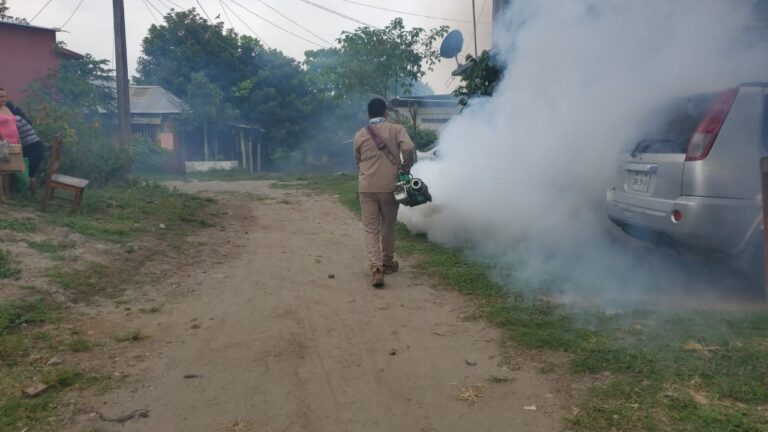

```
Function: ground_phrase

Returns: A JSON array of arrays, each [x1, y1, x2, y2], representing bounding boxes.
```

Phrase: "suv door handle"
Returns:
[[622, 163, 658, 173]]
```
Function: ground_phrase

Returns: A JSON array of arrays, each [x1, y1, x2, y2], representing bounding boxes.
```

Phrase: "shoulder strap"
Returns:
[[366, 124, 402, 169]]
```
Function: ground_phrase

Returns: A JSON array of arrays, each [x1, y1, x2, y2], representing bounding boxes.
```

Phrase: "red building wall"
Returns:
[[0, 22, 59, 102]]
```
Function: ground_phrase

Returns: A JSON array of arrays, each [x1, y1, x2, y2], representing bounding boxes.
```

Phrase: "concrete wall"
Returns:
[[394, 105, 461, 133], [185, 161, 239, 173]]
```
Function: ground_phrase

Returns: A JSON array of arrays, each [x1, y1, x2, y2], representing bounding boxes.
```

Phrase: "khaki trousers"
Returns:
[[359, 192, 399, 271]]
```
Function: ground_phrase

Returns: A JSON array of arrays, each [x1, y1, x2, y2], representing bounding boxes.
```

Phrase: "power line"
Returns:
[[143, 0, 161, 23], [60, 0, 86, 29], [145, 0, 166, 19], [163, 0, 185, 9], [196, 0, 215, 23], [154, 0, 174, 11], [219, 0, 270, 49], [149, 0, 243, 55], [217, 0, 233, 28], [250, 0, 334, 46], [340, 0, 472, 24], [30, 0, 55, 23], [228, 0, 327, 48], [295, 0, 377, 28]]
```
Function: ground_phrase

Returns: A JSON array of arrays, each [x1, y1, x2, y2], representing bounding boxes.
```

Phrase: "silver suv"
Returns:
[[606, 83, 768, 270]]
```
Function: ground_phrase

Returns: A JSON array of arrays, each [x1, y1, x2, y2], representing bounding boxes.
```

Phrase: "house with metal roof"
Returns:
[[391, 95, 461, 133], [0, 20, 82, 101], [128, 86, 185, 152]]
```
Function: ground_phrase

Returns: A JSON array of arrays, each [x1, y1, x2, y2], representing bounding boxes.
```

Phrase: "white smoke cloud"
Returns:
[[402, 0, 768, 303]]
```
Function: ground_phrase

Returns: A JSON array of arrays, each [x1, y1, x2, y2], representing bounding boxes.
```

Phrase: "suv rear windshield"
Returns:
[[633, 93, 717, 155]]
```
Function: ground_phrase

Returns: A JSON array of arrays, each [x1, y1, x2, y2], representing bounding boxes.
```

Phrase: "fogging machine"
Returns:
[[394, 170, 432, 207]]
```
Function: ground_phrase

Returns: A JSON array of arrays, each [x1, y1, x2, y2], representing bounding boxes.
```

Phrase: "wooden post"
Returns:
[[203, 121, 209, 161], [257, 138, 262, 172], [249, 133, 254, 174], [240, 129, 246, 170], [760, 157, 768, 299], [112, 0, 131, 150]]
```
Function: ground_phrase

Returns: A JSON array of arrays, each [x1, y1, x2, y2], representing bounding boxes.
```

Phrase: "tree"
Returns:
[[135, 9, 254, 99], [136, 9, 318, 165], [23, 53, 135, 184], [183, 72, 238, 161], [452, 50, 503, 109], [0, 0, 28, 23], [330, 18, 448, 103]]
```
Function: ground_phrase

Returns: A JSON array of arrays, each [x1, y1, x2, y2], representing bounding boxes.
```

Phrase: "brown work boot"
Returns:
[[383, 260, 399, 275], [371, 268, 384, 288], [29, 178, 38, 196]]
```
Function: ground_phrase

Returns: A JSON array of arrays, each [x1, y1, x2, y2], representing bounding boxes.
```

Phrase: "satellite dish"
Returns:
[[440, 30, 464, 59]]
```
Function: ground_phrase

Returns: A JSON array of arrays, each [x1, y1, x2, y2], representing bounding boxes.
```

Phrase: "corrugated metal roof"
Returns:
[[129, 86, 185, 114], [391, 94, 460, 108], [0, 19, 59, 33]]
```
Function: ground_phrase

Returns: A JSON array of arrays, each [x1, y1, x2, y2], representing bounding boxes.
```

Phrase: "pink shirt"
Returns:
[[0, 114, 20, 144]]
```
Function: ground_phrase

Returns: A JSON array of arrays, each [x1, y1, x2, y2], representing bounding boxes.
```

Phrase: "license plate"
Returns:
[[630, 171, 650, 193]]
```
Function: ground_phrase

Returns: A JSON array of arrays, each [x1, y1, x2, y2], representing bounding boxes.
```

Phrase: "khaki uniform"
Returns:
[[353, 121, 415, 270]]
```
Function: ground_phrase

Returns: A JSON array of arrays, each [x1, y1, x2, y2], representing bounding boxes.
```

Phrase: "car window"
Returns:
[[633, 93, 717, 154]]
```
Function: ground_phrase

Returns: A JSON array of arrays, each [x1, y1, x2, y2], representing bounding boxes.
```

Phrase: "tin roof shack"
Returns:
[[0, 21, 82, 101], [391, 95, 461, 133], [127, 86, 187, 173]]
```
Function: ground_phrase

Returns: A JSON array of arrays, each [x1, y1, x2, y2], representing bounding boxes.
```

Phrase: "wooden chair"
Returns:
[[43, 136, 89, 210]]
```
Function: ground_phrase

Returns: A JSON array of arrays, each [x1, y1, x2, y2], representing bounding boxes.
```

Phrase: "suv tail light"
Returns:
[[686, 88, 738, 161]]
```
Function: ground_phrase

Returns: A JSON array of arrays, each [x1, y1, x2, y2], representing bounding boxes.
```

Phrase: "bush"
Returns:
[[131, 133, 170, 174], [403, 121, 438, 152]]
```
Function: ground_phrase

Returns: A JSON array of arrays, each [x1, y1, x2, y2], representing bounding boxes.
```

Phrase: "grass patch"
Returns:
[[0, 298, 56, 335], [0, 250, 21, 279], [0, 218, 37, 233], [16, 180, 215, 244], [138, 304, 162, 313], [67, 337, 94, 353], [299, 174, 768, 432], [47, 262, 108, 300], [114, 329, 147, 343], [42, 367, 104, 388], [26, 240, 74, 254], [0, 298, 74, 431]]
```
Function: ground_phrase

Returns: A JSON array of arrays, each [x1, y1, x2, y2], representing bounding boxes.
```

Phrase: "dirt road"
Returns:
[[73, 181, 565, 432]]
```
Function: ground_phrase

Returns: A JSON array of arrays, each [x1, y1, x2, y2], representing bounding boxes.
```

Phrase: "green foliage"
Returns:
[[0, 250, 20, 279], [0, 0, 27, 23], [0, 219, 37, 233], [131, 133, 170, 174], [135, 10, 254, 98], [0, 299, 54, 335], [403, 120, 438, 152], [22, 52, 132, 184], [453, 50, 503, 109], [331, 18, 449, 102], [136, 9, 316, 163]]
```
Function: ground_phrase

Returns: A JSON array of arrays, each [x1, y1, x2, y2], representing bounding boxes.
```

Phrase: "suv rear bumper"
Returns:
[[606, 187, 762, 255]]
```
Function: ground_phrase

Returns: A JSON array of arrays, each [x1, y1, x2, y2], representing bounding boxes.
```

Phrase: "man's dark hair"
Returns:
[[367, 98, 387, 118]]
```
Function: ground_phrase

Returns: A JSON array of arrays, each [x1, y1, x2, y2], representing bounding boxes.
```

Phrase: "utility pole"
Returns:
[[471, 0, 478, 57], [113, 0, 131, 149]]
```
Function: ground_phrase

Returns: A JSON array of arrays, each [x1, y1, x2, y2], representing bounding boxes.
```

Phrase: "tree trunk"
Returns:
[[203, 121, 210, 161], [213, 133, 219, 161]]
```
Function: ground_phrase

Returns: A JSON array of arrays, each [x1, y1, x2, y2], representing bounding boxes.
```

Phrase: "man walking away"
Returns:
[[353, 98, 415, 288]]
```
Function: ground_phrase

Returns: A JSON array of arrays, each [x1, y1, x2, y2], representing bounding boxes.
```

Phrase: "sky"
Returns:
[[9, 0, 493, 94]]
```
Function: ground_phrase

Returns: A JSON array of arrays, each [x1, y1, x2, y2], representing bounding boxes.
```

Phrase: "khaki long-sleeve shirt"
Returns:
[[353, 121, 416, 193]]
